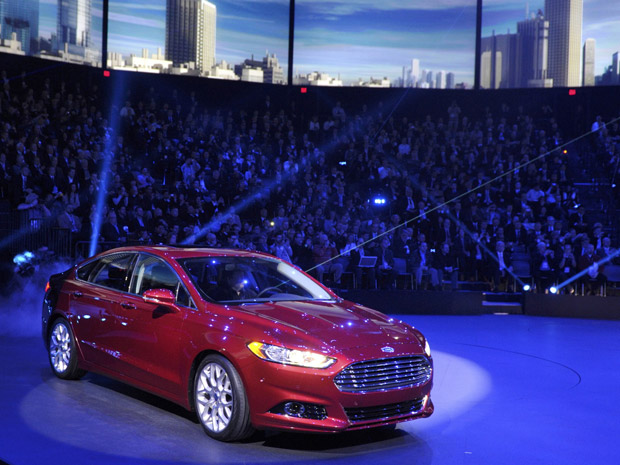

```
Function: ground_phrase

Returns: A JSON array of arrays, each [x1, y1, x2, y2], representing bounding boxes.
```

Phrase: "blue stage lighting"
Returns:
[[373, 197, 387, 205], [549, 286, 558, 294], [523, 284, 531, 292]]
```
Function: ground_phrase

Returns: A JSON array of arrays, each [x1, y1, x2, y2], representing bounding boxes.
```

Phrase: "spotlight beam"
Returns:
[[89, 73, 127, 257]]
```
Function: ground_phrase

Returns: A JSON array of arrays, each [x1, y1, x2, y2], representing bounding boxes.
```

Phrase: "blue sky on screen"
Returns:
[[36, 0, 620, 83], [294, 1, 477, 85]]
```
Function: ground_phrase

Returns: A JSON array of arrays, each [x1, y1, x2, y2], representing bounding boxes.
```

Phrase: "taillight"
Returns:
[[45, 281, 50, 293]]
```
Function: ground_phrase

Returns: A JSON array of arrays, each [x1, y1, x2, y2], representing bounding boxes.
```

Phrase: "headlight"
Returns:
[[424, 339, 431, 357], [248, 342, 336, 369]]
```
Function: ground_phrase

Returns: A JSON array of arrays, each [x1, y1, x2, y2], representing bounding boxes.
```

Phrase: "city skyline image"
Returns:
[[482, 0, 620, 87], [2, 0, 620, 88], [294, 0, 477, 87], [106, 0, 289, 80]]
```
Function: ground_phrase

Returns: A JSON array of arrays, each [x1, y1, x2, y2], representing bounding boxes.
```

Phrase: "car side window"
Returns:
[[89, 253, 135, 292], [131, 255, 194, 308], [77, 260, 98, 281]]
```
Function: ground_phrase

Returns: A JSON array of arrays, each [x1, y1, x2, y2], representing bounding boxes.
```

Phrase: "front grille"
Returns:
[[345, 397, 426, 423], [334, 355, 431, 392]]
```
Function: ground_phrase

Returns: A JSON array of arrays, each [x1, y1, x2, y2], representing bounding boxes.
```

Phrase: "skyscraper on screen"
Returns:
[[57, 0, 92, 50], [0, 0, 39, 54], [545, 0, 583, 87], [166, 0, 216, 74]]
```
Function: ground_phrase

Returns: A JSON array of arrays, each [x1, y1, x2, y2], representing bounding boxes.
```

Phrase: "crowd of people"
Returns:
[[1, 69, 619, 293]]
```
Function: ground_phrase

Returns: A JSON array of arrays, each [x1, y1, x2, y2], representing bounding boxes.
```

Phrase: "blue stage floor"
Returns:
[[1, 314, 618, 465]]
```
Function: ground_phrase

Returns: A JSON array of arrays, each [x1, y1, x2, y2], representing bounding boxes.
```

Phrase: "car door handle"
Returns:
[[120, 302, 136, 310], [72, 291, 83, 298]]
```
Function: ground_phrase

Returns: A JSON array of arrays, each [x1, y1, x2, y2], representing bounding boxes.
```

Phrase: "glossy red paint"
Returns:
[[44, 246, 433, 434]]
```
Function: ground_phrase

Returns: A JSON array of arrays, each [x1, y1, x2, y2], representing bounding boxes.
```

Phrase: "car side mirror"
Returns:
[[143, 289, 176, 305]]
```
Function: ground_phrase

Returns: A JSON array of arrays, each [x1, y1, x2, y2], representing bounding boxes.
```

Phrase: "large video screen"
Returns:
[[480, 0, 620, 88], [0, 0, 103, 66], [293, 1, 477, 88], [107, 0, 289, 84]]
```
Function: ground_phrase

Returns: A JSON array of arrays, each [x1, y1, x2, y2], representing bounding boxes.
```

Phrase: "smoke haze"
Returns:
[[0, 261, 73, 338]]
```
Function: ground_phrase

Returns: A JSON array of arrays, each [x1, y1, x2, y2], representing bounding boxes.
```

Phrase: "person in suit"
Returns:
[[411, 242, 439, 289], [532, 241, 557, 293], [376, 237, 395, 290], [101, 210, 127, 247], [578, 243, 606, 295], [435, 242, 459, 290], [489, 241, 513, 292], [557, 243, 577, 293]]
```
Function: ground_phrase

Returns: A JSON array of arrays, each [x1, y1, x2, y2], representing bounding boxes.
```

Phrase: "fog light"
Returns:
[[270, 401, 327, 420], [284, 402, 306, 417]]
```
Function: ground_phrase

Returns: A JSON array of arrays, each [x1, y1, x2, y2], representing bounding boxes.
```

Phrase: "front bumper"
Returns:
[[242, 346, 434, 433]]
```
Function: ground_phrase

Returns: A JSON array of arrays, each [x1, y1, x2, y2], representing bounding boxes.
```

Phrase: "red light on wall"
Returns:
[[103, 70, 111, 77], [568, 89, 576, 96], [300, 87, 307, 94]]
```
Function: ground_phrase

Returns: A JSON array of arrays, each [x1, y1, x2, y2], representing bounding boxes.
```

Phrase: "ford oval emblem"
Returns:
[[381, 346, 394, 353]]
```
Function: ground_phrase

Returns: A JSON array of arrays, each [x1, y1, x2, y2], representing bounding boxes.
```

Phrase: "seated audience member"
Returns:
[[313, 233, 343, 285], [532, 241, 557, 293], [376, 237, 396, 290], [412, 242, 439, 290], [578, 244, 606, 295], [557, 243, 577, 293], [435, 242, 459, 290], [488, 241, 513, 292]]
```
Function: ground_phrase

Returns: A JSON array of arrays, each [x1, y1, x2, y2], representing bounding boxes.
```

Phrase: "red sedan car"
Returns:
[[42, 246, 433, 441]]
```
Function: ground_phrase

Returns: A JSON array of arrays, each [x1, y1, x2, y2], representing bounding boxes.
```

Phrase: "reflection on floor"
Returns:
[[1, 314, 618, 465]]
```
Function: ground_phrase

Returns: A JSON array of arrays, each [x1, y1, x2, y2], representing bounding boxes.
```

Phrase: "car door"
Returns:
[[70, 252, 136, 369], [112, 253, 193, 395]]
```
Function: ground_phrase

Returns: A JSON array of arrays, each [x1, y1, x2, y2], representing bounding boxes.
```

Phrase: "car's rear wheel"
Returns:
[[194, 354, 255, 442], [48, 318, 86, 380]]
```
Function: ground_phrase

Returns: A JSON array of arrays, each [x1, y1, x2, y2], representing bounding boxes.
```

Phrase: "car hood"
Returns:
[[234, 299, 422, 352]]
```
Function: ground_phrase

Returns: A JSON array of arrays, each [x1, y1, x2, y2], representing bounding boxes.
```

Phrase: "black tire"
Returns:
[[193, 354, 255, 442], [48, 318, 86, 380]]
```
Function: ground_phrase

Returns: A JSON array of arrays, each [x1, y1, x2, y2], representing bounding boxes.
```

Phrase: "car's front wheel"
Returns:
[[194, 354, 255, 442], [48, 318, 86, 380]]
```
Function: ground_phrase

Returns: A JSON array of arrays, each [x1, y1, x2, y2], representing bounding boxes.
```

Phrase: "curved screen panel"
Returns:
[[480, 0, 620, 88], [293, 0, 477, 88], [106, 0, 289, 84], [1, 0, 103, 66]]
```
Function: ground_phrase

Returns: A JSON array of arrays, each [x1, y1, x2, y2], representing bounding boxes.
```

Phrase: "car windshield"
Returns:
[[178, 256, 334, 304]]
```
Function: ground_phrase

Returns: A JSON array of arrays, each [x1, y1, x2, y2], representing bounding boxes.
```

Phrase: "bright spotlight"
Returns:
[[523, 284, 531, 292], [373, 197, 387, 205], [549, 286, 558, 294]]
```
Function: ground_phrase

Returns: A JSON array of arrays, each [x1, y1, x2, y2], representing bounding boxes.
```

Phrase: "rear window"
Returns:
[[78, 253, 135, 292]]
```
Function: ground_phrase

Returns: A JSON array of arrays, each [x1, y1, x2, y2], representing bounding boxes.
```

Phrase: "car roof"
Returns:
[[93, 246, 273, 262]]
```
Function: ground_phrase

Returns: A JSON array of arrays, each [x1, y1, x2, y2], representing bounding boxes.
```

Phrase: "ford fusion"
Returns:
[[42, 246, 433, 441]]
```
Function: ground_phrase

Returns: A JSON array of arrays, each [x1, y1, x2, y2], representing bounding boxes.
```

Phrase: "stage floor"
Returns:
[[0, 314, 618, 465]]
